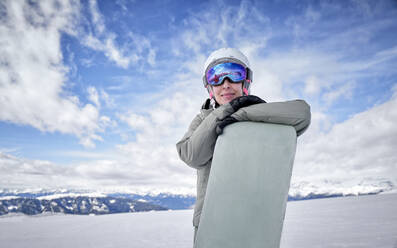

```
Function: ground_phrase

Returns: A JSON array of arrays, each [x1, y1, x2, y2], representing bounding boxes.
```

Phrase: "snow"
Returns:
[[0, 196, 21, 200], [280, 193, 397, 248], [37, 192, 107, 200], [92, 203, 108, 212], [0, 194, 396, 248], [380, 188, 397, 194], [0, 209, 193, 248], [288, 179, 394, 198], [80, 200, 87, 210], [7, 205, 17, 211]]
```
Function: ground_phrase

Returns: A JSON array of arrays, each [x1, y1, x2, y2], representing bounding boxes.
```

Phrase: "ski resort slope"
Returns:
[[0, 193, 396, 248]]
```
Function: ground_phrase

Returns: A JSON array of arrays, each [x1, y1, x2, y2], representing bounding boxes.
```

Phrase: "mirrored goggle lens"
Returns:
[[206, 62, 247, 86]]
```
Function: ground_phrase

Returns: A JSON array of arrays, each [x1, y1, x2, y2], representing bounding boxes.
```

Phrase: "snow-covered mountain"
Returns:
[[0, 189, 196, 216], [0, 196, 167, 216], [288, 178, 395, 200], [1, 178, 394, 216]]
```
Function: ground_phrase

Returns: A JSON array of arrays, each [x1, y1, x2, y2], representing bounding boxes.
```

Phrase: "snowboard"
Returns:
[[194, 122, 297, 248]]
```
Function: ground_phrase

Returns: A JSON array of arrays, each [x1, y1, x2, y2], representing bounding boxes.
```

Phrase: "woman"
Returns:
[[176, 48, 311, 243]]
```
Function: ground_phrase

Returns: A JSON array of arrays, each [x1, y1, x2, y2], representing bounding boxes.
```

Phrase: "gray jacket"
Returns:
[[176, 99, 311, 227]]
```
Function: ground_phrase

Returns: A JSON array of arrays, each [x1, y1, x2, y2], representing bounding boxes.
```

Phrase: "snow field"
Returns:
[[1, 193, 396, 248]]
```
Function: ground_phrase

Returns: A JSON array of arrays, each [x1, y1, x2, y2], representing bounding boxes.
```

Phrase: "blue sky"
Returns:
[[1, 0, 397, 195]]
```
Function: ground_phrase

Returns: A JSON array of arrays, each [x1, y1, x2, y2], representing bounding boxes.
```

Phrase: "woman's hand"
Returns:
[[229, 95, 266, 111], [216, 116, 238, 134]]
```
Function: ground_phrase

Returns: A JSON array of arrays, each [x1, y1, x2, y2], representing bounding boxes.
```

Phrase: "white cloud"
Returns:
[[177, 0, 270, 58], [82, 34, 130, 68], [323, 81, 355, 105], [0, 150, 194, 194], [127, 32, 157, 66], [82, 0, 131, 68], [112, 84, 207, 193], [88, 0, 105, 34], [79, 132, 103, 148], [304, 76, 323, 95], [99, 89, 115, 108], [147, 49, 156, 66], [115, 0, 129, 13], [120, 113, 150, 131], [0, 152, 68, 189], [0, 0, 106, 148], [55, 150, 114, 160], [87, 86, 100, 107], [79, 0, 156, 69], [293, 89, 397, 186]]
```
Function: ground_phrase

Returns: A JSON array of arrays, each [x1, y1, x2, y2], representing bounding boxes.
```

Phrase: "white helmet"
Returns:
[[202, 48, 252, 98]]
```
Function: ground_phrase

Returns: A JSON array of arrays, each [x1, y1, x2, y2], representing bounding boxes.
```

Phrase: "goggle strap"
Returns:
[[243, 88, 249, 96], [246, 67, 252, 82], [205, 85, 213, 99]]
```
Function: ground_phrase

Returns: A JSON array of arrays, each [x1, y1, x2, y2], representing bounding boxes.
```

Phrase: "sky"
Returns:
[[0, 0, 397, 195]]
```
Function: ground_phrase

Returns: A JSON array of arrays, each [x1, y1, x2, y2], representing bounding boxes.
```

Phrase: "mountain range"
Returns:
[[0, 191, 195, 216], [0, 178, 394, 216]]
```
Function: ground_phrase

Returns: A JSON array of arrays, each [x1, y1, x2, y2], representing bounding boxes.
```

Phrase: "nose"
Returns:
[[222, 78, 232, 88]]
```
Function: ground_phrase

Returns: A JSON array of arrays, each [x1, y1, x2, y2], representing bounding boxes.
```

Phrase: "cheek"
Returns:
[[213, 86, 222, 96], [232, 84, 243, 96]]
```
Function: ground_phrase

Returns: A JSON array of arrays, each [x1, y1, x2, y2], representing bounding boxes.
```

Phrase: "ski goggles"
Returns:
[[206, 62, 247, 86]]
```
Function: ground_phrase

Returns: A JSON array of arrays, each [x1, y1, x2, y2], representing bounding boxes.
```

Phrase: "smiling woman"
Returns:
[[176, 47, 311, 245]]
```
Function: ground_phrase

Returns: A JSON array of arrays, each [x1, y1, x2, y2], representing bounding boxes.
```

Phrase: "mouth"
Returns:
[[221, 93, 235, 97], [220, 93, 236, 102]]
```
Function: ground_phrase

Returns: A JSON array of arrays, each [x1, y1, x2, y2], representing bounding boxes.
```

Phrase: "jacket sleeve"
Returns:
[[176, 104, 235, 169], [230, 100, 311, 136]]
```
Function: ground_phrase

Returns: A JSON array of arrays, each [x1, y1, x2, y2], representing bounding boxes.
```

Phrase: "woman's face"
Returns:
[[212, 78, 243, 105]]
